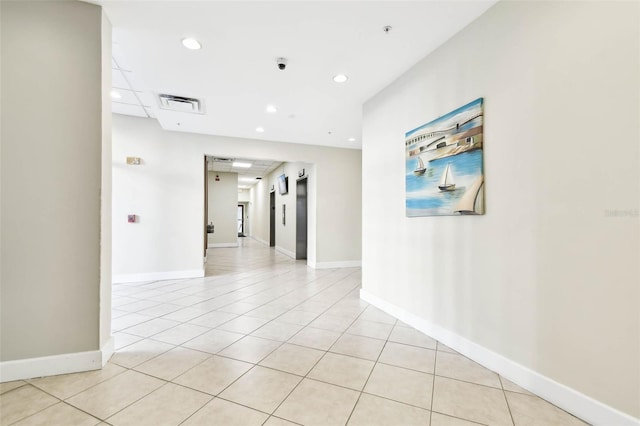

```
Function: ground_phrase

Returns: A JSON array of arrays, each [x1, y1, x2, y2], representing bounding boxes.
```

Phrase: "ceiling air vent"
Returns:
[[158, 94, 205, 114], [212, 157, 234, 163]]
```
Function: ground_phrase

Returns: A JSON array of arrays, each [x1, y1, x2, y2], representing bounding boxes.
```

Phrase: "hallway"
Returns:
[[1, 239, 586, 425]]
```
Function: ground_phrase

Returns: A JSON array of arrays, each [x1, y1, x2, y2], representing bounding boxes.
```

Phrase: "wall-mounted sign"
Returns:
[[298, 168, 305, 177]]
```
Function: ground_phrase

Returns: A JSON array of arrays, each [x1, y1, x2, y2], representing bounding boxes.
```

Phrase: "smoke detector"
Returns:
[[157, 94, 205, 114]]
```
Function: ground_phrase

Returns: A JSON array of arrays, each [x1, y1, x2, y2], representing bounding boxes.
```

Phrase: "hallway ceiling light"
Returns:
[[333, 74, 348, 83], [110, 90, 122, 99], [181, 38, 201, 50], [266, 105, 277, 113], [255, 126, 265, 133], [232, 162, 252, 168], [348, 137, 356, 142]]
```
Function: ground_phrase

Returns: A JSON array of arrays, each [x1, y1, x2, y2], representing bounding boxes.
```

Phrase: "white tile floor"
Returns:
[[0, 238, 589, 425]]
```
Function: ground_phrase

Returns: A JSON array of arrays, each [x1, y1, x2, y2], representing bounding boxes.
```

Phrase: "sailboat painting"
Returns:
[[438, 163, 455, 191], [413, 156, 426, 175], [405, 98, 485, 216]]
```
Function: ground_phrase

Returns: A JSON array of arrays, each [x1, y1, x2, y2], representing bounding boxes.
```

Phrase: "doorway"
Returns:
[[269, 191, 276, 247], [296, 178, 307, 260], [237, 204, 245, 237]]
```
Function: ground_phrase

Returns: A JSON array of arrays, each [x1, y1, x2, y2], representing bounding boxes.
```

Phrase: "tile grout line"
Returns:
[[500, 375, 518, 426], [341, 306, 400, 425], [250, 284, 367, 421], [429, 342, 439, 425]]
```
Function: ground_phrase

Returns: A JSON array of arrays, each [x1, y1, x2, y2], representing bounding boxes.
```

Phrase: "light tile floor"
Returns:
[[0, 239, 589, 426]]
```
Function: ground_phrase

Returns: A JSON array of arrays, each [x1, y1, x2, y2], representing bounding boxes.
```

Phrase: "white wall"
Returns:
[[112, 115, 361, 280], [99, 10, 113, 353], [238, 190, 250, 202], [362, 1, 639, 423], [207, 171, 238, 246], [1, 1, 110, 373]]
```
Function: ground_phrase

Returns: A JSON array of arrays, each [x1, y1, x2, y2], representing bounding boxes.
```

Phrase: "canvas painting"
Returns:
[[405, 98, 485, 217]]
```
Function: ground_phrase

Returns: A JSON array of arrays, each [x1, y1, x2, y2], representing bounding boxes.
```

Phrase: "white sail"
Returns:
[[439, 164, 454, 187], [455, 175, 484, 214], [417, 157, 425, 170]]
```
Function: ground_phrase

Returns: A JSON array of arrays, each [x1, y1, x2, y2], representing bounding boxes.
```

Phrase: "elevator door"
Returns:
[[269, 191, 276, 247], [296, 178, 307, 259]]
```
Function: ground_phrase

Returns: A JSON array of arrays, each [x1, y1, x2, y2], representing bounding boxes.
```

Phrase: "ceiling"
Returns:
[[97, 1, 497, 150], [207, 157, 282, 190]]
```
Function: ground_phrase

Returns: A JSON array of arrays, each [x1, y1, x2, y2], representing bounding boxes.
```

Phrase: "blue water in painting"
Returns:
[[406, 150, 483, 216]]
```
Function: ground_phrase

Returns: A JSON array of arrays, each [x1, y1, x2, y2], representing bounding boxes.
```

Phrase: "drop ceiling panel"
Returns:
[[99, 1, 496, 149], [112, 69, 129, 89], [112, 43, 132, 71], [207, 156, 281, 188], [111, 89, 140, 105], [113, 103, 147, 117], [137, 92, 155, 107]]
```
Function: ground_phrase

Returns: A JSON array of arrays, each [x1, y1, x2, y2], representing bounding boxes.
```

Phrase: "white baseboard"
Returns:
[[275, 246, 296, 259], [101, 336, 114, 366], [359, 289, 640, 426], [0, 350, 102, 382], [112, 269, 205, 284], [311, 260, 362, 269], [251, 236, 269, 246], [207, 242, 239, 248]]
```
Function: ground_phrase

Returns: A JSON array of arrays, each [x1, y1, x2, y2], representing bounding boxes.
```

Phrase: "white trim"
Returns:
[[275, 245, 296, 259], [311, 260, 362, 269], [360, 289, 640, 426], [112, 269, 204, 284], [0, 350, 102, 382], [101, 336, 114, 366], [207, 242, 239, 248]]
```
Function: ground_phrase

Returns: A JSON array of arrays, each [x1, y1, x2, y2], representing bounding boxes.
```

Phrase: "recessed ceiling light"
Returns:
[[181, 38, 201, 50], [110, 90, 122, 99], [256, 127, 265, 133], [333, 74, 348, 83], [348, 137, 356, 142], [232, 162, 252, 168], [266, 105, 277, 113]]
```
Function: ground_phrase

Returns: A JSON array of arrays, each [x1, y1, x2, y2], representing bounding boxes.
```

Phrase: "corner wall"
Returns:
[[362, 1, 639, 422], [262, 162, 310, 259], [207, 171, 238, 247], [1, 1, 109, 376], [112, 115, 361, 280]]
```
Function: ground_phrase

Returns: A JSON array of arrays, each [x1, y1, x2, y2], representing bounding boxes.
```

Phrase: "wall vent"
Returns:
[[157, 94, 205, 114]]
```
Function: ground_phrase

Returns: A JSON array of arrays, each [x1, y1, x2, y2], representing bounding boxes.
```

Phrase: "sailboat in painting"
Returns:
[[455, 175, 484, 215], [438, 163, 455, 191], [413, 156, 426, 175]]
